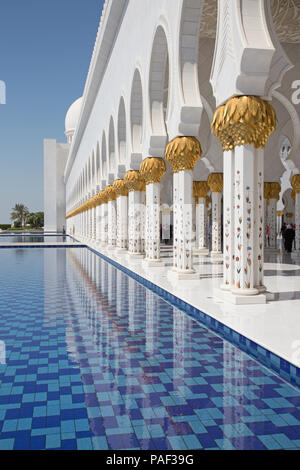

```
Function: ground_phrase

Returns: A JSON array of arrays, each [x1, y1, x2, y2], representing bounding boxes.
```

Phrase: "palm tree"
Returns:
[[10, 204, 29, 227]]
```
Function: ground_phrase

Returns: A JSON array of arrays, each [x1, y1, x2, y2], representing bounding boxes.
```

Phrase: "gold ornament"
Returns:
[[286, 212, 293, 218], [264, 182, 271, 201], [106, 185, 117, 201], [193, 181, 209, 199], [206, 195, 211, 208], [269, 182, 281, 200], [291, 174, 300, 194], [208, 210, 212, 217], [124, 170, 146, 192], [211, 96, 277, 151], [139, 158, 166, 184], [113, 179, 129, 197], [92, 195, 99, 208], [99, 189, 108, 204], [207, 173, 223, 193], [165, 136, 202, 173], [277, 211, 283, 217]]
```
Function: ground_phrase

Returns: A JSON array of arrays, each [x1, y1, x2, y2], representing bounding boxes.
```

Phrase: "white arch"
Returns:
[[101, 131, 107, 179], [96, 142, 101, 185], [130, 68, 144, 159], [108, 117, 116, 174], [179, 0, 203, 107], [149, 25, 170, 137], [118, 97, 127, 165]]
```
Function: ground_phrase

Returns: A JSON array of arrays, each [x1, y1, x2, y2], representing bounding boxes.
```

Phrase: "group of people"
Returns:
[[265, 222, 295, 253]]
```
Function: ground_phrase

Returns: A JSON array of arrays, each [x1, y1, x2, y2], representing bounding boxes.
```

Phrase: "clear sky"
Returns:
[[0, 0, 104, 223]]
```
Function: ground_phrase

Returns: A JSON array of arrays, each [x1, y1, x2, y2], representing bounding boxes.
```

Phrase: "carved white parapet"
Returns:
[[210, 0, 292, 106]]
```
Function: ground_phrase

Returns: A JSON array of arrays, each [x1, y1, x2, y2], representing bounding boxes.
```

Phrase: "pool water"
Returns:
[[0, 235, 69, 243], [0, 247, 300, 450]]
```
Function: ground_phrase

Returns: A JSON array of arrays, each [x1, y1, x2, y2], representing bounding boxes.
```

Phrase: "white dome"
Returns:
[[65, 97, 83, 136]]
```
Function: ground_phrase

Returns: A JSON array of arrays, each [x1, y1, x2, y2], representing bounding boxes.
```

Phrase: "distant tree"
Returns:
[[10, 204, 29, 227], [26, 212, 44, 228]]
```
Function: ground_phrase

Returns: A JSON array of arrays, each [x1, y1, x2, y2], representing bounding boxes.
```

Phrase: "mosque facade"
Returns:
[[44, 0, 300, 304]]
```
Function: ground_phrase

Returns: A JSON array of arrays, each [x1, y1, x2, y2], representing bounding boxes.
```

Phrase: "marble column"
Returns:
[[221, 151, 235, 289], [92, 206, 97, 240], [267, 183, 281, 250], [264, 183, 270, 248], [106, 186, 117, 250], [165, 136, 202, 279], [277, 211, 283, 236], [100, 195, 108, 246], [113, 179, 129, 252], [193, 181, 210, 254], [207, 173, 223, 258], [124, 170, 146, 258], [211, 95, 277, 301], [140, 157, 166, 266], [96, 203, 101, 242], [98, 189, 108, 246], [291, 174, 300, 255]]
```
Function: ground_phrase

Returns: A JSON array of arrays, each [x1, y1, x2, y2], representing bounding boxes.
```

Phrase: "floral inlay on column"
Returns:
[[165, 137, 202, 276], [140, 157, 166, 264], [113, 179, 129, 251], [106, 185, 117, 248], [193, 181, 210, 253], [124, 170, 146, 256], [207, 173, 223, 256], [211, 95, 277, 296]]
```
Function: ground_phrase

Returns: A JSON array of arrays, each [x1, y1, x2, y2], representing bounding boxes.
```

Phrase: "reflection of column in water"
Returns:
[[43, 247, 67, 327], [145, 290, 157, 356], [222, 342, 246, 443], [173, 308, 187, 383], [128, 277, 137, 333], [101, 261, 108, 296], [116, 269, 127, 317], [95, 254, 100, 289], [107, 263, 116, 306]]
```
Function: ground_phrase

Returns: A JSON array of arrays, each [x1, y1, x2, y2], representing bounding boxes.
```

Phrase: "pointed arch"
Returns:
[[108, 117, 116, 174], [118, 97, 127, 165], [101, 131, 107, 180], [130, 68, 143, 158], [149, 25, 170, 136]]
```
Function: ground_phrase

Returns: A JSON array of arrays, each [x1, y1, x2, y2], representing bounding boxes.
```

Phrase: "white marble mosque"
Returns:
[[44, 0, 300, 325]]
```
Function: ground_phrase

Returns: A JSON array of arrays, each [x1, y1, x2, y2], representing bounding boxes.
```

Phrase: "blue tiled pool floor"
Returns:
[[0, 247, 300, 450]]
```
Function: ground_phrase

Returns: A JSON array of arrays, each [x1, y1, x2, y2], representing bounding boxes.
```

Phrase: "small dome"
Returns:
[[65, 97, 83, 137]]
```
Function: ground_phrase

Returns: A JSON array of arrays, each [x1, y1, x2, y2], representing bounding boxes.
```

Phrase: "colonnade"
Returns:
[[66, 112, 300, 304]]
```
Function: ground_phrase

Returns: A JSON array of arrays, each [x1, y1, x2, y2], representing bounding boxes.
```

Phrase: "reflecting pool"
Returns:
[[0, 235, 69, 243], [0, 247, 299, 450]]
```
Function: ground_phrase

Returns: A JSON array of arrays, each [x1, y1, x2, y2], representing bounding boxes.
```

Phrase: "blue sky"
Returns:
[[0, 0, 104, 223]]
